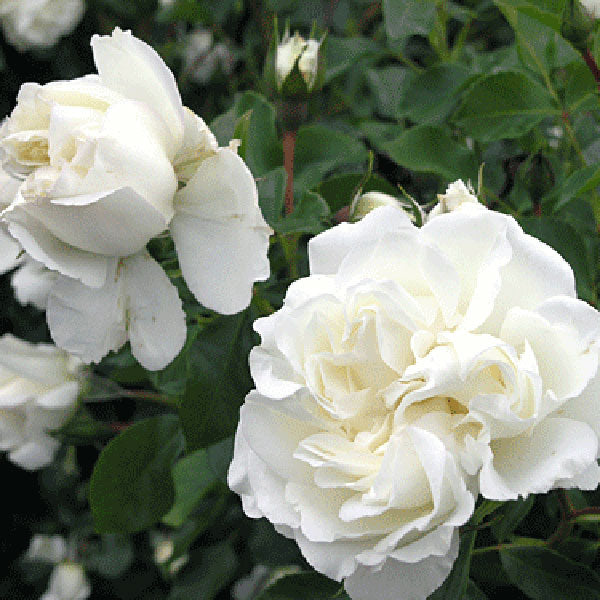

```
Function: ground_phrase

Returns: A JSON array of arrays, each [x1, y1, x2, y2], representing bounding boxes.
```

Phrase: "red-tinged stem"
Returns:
[[283, 130, 296, 215], [583, 48, 600, 92]]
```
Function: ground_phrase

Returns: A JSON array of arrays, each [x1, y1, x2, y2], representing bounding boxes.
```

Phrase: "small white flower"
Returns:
[[0, 335, 83, 470], [229, 202, 600, 599], [26, 535, 68, 564], [580, 0, 600, 18], [0, 0, 84, 51], [182, 28, 234, 84], [40, 562, 91, 600]]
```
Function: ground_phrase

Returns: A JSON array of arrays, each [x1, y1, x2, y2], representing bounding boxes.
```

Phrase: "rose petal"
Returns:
[[479, 417, 599, 500], [123, 251, 187, 371], [91, 28, 184, 156], [344, 530, 459, 600], [308, 205, 413, 276], [172, 147, 271, 314]]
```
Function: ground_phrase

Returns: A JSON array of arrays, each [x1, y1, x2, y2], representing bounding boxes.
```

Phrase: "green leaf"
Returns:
[[358, 121, 405, 155], [168, 540, 238, 600], [471, 499, 504, 526], [317, 173, 399, 213], [549, 165, 600, 213], [273, 190, 331, 234], [491, 496, 535, 542], [383, 0, 437, 41], [383, 125, 477, 181], [210, 92, 282, 177], [466, 580, 489, 600], [257, 167, 287, 227], [162, 449, 217, 527], [179, 310, 257, 451], [564, 62, 599, 114], [495, 0, 579, 75], [500, 546, 600, 599], [400, 64, 473, 124], [85, 534, 134, 579], [89, 415, 184, 533], [233, 109, 253, 162], [294, 125, 368, 195], [429, 530, 477, 599], [326, 36, 382, 83], [367, 66, 409, 118], [256, 572, 345, 599], [453, 71, 559, 142]]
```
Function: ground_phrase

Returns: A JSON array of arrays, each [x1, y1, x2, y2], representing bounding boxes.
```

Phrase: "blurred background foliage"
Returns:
[[1, 0, 600, 598]]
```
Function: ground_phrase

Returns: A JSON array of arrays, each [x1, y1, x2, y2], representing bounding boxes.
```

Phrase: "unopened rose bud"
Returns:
[[350, 191, 424, 224], [266, 20, 326, 98]]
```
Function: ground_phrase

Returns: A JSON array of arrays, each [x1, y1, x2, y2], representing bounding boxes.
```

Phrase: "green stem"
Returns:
[[472, 538, 547, 555], [280, 233, 300, 280]]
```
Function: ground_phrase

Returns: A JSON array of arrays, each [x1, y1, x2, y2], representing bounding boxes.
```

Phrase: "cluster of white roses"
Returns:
[[26, 534, 91, 600], [0, 28, 272, 371], [0, 0, 84, 51], [229, 182, 600, 599]]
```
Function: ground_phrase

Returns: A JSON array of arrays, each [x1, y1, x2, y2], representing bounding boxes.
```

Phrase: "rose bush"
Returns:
[[230, 195, 600, 599], [0, 334, 82, 470], [0, 28, 272, 370]]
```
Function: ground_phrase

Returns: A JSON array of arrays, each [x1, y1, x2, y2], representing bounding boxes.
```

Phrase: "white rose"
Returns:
[[40, 562, 91, 600], [0, 334, 82, 470], [1, 28, 184, 288], [0, 0, 84, 51], [580, 0, 600, 18], [229, 198, 600, 599], [1, 28, 271, 370]]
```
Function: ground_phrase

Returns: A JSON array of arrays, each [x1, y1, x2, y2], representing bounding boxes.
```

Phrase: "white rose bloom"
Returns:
[[0, 335, 82, 470], [229, 198, 600, 599], [0, 0, 84, 52], [1, 28, 272, 369], [580, 0, 600, 18], [40, 562, 91, 600], [0, 28, 184, 288]]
